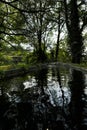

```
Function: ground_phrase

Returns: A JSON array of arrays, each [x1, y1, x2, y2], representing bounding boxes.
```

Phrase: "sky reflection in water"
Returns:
[[0, 65, 87, 130]]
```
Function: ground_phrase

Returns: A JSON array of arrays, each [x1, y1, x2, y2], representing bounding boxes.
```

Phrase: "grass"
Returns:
[[0, 60, 87, 73], [0, 65, 12, 71], [72, 62, 87, 69], [0, 62, 32, 72]]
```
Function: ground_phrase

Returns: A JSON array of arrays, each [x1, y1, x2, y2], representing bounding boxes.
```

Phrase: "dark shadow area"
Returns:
[[69, 69, 87, 130], [0, 66, 87, 130]]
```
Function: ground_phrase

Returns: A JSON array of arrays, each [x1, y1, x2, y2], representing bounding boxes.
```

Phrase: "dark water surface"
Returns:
[[0, 64, 87, 130]]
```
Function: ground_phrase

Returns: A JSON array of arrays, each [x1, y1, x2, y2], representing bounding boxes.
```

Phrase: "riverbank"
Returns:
[[0, 62, 87, 79], [50, 62, 87, 73], [0, 63, 49, 79]]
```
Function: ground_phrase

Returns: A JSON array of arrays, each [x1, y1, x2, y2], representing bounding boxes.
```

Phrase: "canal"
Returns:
[[0, 64, 87, 130]]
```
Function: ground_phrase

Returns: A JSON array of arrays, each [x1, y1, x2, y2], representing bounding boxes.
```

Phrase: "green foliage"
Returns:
[[0, 65, 12, 71], [58, 48, 71, 62], [0, 53, 12, 65], [0, 0, 87, 65]]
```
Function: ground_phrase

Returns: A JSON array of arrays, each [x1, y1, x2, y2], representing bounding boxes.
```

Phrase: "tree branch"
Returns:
[[0, 0, 45, 14], [80, 14, 87, 32], [63, 0, 71, 32], [0, 37, 18, 50]]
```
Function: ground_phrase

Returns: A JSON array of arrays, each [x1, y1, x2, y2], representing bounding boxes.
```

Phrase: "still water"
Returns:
[[0, 64, 87, 130]]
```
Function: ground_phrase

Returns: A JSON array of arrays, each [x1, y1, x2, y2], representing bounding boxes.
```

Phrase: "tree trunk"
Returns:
[[64, 0, 83, 64], [55, 10, 61, 61], [37, 1, 43, 62], [70, 0, 83, 63]]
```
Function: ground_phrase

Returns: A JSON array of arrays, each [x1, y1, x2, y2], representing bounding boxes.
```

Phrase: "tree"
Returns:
[[20, 0, 57, 62], [1, 0, 87, 64], [55, 2, 65, 61], [0, 0, 27, 50], [63, 0, 87, 63]]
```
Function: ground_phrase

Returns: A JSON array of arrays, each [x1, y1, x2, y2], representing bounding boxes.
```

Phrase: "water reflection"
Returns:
[[69, 70, 87, 130], [0, 66, 87, 130]]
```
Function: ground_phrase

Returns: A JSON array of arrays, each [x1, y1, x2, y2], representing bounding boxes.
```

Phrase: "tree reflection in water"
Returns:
[[69, 69, 87, 130], [0, 66, 87, 130]]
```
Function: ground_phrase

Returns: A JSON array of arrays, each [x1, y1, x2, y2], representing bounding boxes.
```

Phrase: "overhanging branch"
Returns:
[[1, 37, 18, 50], [0, 0, 45, 14]]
